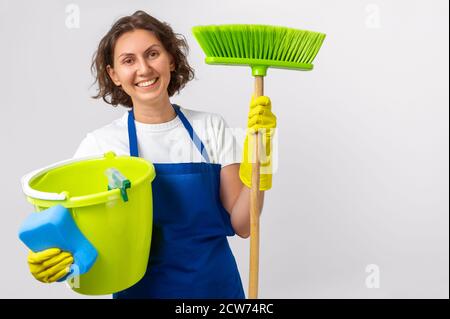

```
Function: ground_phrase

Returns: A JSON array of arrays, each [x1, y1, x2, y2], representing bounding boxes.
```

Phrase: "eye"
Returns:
[[123, 58, 133, 65], [148, 50, 159, 58]]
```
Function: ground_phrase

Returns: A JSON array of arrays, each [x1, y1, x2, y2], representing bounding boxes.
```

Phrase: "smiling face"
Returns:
[[107, 29, 175, 108]]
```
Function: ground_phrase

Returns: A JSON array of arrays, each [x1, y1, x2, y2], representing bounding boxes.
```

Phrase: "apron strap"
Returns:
[[172, 104, 210, 163], [128, 110, 139, 157], [128, 104, 210, 163]]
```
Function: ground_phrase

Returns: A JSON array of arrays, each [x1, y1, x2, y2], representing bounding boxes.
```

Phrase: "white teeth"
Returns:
[[136, 78, 157, 87]]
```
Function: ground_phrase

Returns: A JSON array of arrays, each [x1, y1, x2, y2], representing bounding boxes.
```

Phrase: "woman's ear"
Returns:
[[169, 56, 176, 72], [106, 65, 121, 86]]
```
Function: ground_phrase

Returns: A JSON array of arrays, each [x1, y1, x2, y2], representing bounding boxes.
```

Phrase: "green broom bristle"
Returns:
[[192, 24, 326, 75]]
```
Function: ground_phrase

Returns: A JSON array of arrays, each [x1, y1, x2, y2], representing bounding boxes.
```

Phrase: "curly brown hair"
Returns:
[[91, 10, 195, 108]]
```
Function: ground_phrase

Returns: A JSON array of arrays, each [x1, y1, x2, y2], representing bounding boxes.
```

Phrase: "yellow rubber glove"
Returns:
[[27, 248, 73, 283], [239, 95, 277, 191]]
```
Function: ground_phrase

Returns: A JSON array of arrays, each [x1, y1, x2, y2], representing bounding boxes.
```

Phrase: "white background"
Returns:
[[0, 0, 448, 298]]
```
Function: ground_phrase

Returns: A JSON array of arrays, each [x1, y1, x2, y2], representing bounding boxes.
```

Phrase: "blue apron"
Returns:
[[114, 104, 245, 299]]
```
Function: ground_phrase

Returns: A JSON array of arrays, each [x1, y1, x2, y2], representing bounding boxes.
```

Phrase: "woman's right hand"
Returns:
[[27, 248, 73, 283]]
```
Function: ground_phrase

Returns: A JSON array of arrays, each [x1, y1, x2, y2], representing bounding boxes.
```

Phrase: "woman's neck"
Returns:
[[132, 99, 176, 124]]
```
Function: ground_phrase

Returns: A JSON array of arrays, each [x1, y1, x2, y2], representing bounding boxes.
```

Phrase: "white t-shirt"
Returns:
[[73, 106, 242, 168]]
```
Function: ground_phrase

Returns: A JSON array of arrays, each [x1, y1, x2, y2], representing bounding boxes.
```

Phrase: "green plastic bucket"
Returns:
[[21, 151, 155, 295]]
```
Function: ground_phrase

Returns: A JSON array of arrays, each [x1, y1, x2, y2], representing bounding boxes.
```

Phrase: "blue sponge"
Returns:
[[18, 205, 97, 279]]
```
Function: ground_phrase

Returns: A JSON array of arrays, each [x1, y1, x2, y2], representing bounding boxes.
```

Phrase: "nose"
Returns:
[[136, 57, 153, 76]]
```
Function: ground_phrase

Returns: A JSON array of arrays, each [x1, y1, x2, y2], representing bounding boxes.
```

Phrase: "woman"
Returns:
[[26, 10, 276, 299]]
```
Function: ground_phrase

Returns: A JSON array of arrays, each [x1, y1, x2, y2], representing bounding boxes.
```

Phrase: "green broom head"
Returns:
[[192, 24, 326, 76]]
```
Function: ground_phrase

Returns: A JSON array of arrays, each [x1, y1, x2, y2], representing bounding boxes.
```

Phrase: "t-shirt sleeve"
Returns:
[[213, 115, 243, 168], [72, 133, 103, 159]]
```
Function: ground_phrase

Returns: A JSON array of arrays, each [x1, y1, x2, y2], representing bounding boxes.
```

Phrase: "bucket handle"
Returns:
[[21, 154, 107, 201]]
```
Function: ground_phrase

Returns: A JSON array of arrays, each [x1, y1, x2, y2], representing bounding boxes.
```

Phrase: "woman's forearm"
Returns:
[[230, 185, 265, 238]]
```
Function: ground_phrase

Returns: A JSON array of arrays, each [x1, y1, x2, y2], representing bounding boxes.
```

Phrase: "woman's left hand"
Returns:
[[239, 95, 277, 191]]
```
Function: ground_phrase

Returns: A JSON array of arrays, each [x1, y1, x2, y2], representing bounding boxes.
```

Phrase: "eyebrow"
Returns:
[[118, 44, 161, 59]]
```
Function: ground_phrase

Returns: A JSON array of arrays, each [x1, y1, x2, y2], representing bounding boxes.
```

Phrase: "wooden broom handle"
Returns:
[[248, 75, 263, 299]]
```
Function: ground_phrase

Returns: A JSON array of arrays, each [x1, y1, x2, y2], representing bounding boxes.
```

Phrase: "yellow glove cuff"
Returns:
[[239, 132, 273, 191]]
